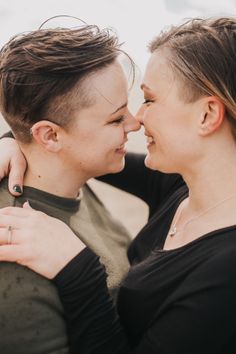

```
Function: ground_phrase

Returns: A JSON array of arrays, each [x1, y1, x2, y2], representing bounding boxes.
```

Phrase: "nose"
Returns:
[[124, 110, 141, 133], [135, 105, 145, 125]]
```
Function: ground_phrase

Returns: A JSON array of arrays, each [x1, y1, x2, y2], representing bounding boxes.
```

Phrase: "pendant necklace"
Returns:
[[169, 192, 236, 237]]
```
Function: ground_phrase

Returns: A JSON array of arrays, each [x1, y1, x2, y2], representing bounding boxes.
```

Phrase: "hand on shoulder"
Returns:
[[0, 202, 85, 278]]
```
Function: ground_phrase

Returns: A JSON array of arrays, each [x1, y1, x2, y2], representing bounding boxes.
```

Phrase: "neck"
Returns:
[[182, 144, 236, 212], [23, 150, 87, 199]]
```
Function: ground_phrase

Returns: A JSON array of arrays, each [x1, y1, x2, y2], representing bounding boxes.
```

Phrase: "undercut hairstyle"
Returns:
[[149, 17, 236, 140], [0, 25, 127, 143]]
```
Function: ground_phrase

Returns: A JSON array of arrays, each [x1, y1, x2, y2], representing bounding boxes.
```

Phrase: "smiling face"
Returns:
[[138, 49, 205, 174], [61, 61, 140, 179]]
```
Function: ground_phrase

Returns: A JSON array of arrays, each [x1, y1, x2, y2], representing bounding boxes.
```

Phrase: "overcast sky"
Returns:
[[0, 0, 235, 71], [0, 0, 235, 138]]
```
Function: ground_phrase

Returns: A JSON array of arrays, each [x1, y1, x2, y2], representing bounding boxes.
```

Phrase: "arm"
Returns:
[[98, 152, 184, 216], [55, 246, 236, 354], [97, 153, 148, 200], [0, 204, 157, 353], [1, 205, 232, 353], [53, 249, 130, 354]]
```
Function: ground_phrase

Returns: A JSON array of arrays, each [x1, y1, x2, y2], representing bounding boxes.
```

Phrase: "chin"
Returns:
[[145, 155, 180, 174], [144, 155, 159, 171], [110, 159, 125, 174], [145, 155, 171, 173], [99, 159, 125, 176]]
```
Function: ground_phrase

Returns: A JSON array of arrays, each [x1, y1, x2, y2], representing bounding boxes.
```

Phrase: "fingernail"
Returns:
[[13, 184, 23, 194]]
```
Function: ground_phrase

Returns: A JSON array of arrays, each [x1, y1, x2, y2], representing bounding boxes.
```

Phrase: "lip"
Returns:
[[115, 146, 127, 155], [144, 131, 155, 147], [144, 130, 152, 137], [115, 140, 128, 155]]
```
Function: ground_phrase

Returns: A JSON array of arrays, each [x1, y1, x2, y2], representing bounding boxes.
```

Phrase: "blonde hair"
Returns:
[[149, 17, 236, 139]]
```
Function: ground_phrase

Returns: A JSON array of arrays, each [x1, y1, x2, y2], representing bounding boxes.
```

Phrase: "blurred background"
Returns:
[[0, 0, 235, 236]]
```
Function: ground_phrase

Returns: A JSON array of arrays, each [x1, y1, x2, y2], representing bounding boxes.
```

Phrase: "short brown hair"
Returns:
[[0, 25, 124, 143], [149, 17, 236, 140]]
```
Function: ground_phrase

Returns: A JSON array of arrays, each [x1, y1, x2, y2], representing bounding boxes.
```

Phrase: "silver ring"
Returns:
[[7, 226, 13, 244]]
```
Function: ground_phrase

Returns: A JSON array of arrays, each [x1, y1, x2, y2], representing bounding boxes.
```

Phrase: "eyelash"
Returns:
[[112, 115, 126, 124]]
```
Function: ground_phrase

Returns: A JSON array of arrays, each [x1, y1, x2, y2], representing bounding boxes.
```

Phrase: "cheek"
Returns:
[[143, 107, 158, 128], [74, 126, 125, 160], [103, 127, 125, 147], [86, 134, 121, 159]]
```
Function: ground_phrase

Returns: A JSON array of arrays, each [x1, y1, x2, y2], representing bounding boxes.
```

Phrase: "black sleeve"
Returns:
[[0, 131, 14, 138], [97, 152, 184, 217], [97, 153, 149, 201], [53, 245, 236, 354], [53, 247, 130, 354], [53, 248, 157, 354]]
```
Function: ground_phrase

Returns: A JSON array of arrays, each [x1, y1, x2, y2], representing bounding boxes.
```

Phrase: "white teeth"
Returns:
[[147, 136, 154, 144]]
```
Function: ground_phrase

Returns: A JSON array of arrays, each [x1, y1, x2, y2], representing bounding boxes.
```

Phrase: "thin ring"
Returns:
[[7, 226, 13, 245]]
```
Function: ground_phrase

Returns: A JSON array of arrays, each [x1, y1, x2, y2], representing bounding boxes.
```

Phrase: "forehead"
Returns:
[[89, 61, 128, 108], [74, 61, 128, 124], [142, 50, 174, 93]]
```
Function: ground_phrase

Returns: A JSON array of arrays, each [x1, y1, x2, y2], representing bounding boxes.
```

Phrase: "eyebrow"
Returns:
[[110, 102, 128, 115]]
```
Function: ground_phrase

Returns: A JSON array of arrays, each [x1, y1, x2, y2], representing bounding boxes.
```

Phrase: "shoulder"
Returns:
[[0, 178, 15, 207], [191, 229, 236, 285]]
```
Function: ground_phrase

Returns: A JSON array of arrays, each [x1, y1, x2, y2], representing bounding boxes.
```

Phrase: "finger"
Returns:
[[0, 214, 27, 229], [8, 157, 27, 196], [0, 244, 23, 262], [0, 227, 10, 245], [0, 227, 22, 245], [0, 206, 33, 217], [23, 201, 33, 209]]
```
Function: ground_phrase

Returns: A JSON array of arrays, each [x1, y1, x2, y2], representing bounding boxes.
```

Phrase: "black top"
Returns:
[[54, 153, 236, 354]]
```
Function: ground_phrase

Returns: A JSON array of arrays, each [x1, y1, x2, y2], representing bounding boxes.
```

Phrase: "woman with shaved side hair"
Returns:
[[0, 24, 140, 353]]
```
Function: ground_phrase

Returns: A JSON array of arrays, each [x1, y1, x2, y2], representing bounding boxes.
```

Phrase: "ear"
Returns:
[[30, 121, 62, 152], [198, 96, 225, 137]]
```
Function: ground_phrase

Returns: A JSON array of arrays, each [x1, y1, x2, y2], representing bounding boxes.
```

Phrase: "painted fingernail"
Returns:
[[13, 184, 23, 194]]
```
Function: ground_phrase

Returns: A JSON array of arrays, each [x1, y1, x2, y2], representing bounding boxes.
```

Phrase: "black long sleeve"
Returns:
[[97, 152, 183, 218], [54, 227, 236, 354], [0, 130, 14, 139], [53, 248, 129, 354]]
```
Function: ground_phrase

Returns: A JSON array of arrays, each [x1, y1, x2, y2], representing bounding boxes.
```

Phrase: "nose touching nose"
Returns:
[[135, 105, 145, 124], [125, 111, 141, 132]]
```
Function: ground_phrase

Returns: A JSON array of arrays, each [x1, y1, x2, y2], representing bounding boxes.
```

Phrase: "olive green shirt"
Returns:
[[0, 179, 131, 354]]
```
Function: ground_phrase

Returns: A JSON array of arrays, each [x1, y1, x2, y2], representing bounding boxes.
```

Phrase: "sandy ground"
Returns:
[[0, 115, 149, 238]]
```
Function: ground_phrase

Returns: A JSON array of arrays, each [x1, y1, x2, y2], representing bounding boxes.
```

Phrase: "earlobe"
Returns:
[[199, 97, 225, 136], [30, 121, 62, 152]]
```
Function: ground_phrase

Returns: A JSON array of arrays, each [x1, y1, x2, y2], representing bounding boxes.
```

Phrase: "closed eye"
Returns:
[[143, 99, 154, 105], [112, 115, 126, 124]]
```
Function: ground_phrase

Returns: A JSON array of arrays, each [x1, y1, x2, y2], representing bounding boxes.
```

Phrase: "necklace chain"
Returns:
[[169, 192, 236, 237]]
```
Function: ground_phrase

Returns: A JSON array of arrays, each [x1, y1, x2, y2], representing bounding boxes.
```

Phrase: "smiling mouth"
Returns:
[[115, 141, 127, 154], [145, 133, 155, 147], [147, 136, 155, 144]]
